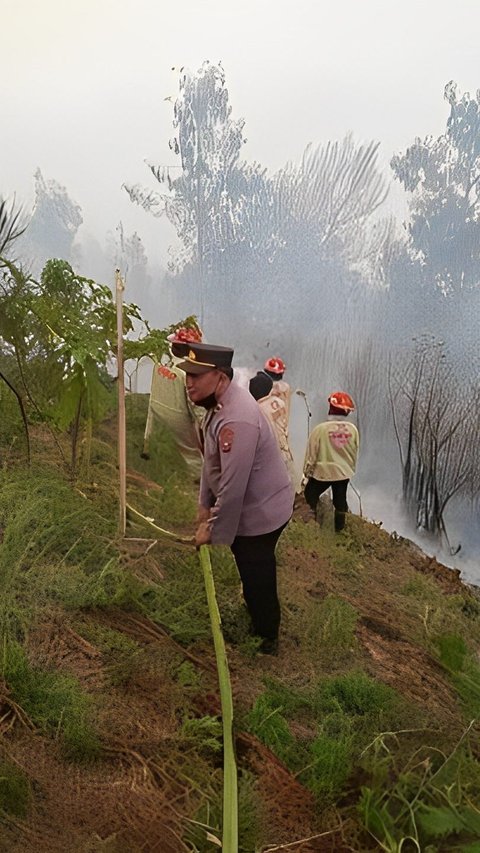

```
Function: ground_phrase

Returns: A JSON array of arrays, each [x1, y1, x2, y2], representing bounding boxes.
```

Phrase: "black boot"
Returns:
[[334, 510, 346, 532], [259, 637, 279, 656]]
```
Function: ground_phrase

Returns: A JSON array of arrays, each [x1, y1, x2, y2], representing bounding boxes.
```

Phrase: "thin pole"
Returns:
[[115, 268, 126, 536], [348, 481, 363, 518], [295, 390, 312, 438]]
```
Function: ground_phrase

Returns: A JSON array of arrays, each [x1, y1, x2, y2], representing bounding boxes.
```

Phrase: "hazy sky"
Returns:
[[3, 0, 480, 268]]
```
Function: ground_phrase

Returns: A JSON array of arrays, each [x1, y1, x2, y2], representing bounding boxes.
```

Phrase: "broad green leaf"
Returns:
[[459, 807, 480, 835], [417, 805, 465, 838], [51, 369, 85, 430]]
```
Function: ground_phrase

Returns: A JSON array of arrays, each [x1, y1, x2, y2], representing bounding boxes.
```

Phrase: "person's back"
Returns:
[[250, 372, 296, 486], [142, 326, 203, 476], [305, 419, 359, 481], [202, 379, 293, 542], [263, 357, 292, 420], [303, 391, 359, 532]]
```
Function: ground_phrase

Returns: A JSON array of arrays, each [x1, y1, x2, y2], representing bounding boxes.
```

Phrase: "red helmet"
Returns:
[[264, 356, 286, 375], [328, 391, 355, 413], [167, 325, 203, 344]]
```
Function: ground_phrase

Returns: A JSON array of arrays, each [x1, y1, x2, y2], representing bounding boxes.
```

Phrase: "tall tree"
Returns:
[[125, 61, 259, 321], [391, 81, 480, 294], [16, 169, 83, 274], [125, 62, 391, 362]]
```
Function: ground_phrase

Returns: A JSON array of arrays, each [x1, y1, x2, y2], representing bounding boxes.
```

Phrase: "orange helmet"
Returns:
[[167, 325, 203, 344], [328, 391, 355, 413], [264, 356, 286, 375]]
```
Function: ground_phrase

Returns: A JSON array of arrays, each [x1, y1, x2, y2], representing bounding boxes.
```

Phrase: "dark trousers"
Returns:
[[304, 478, 349, 531], [230, 523, 287, 641]]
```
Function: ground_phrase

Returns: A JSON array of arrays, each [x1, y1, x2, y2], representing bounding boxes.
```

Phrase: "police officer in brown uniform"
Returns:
[[178, 342, 294, 654]]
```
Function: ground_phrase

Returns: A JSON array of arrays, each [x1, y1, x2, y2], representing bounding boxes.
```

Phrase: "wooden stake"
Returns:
[[115, 269, 127, 536]]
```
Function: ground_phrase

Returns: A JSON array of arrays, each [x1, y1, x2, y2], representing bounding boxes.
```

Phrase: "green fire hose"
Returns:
[[199, 544, 238, 853]]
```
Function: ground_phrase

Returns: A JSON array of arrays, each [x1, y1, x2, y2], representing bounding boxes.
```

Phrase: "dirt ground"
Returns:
[[1, 482, 478, 851]]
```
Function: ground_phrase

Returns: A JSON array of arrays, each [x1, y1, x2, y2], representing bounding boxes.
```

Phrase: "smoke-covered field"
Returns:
[[3, 62, 480, 583]]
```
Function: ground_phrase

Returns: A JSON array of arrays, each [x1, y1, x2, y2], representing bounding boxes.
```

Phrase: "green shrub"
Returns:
[[219, 598, 252, 645], [303, 724, 353, 805], [149, 551, 211, 644], [436, 633, 468, 671], [1, 641, 101, 763], [246, 694, 296, 766], [401, 573, 442, 602], [358, 742, 480, 852], [174, 660, 202, 689], [0, 760, 31, 816], [85, 560, 151, 609], [434, 633, 480, 718], [0, 469, 116, 577], [80, 624, 142, 687], [283, 519, 319, 548], [144, 547, 239, 645], [0, 371, 25, 450], [313, 671, 396, 719], [306, 595, 358, 662], [181, 715, 223, 754], [259, 677, 311, 718], [299, 673, 396, 806], [453, 660, 480, 719]]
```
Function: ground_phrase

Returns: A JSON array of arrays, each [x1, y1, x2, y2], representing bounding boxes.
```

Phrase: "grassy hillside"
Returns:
[[0, 395, 479, 852]]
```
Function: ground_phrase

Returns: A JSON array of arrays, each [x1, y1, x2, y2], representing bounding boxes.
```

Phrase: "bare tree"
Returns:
[[0, 197, 28, 259], [389, 336, 477, 547]]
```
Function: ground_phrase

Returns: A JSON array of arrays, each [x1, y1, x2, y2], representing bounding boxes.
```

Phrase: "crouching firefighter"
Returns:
[[303, 392, 359, 532]]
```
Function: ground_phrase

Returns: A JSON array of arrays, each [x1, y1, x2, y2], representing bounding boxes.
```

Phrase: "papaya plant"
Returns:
[[0, 255, 195, 474]]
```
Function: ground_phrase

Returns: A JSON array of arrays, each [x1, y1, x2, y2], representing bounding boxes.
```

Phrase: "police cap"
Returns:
[[177, 342, 234, 375]]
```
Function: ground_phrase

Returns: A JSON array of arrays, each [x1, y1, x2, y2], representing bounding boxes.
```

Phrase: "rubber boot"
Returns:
[[259, 637, 279, 656], [334, 510, 346, 532]]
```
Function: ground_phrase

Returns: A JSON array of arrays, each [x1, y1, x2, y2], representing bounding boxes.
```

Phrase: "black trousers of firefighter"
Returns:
[[304, 477, 349, 531], [230, 522, 288, 646]]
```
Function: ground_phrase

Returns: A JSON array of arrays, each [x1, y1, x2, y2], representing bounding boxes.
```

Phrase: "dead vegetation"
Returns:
[[0, 395, 479, 851]]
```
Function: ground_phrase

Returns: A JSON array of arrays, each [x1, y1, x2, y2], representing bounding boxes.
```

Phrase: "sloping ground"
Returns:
[[0, 395, 479, 852]]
